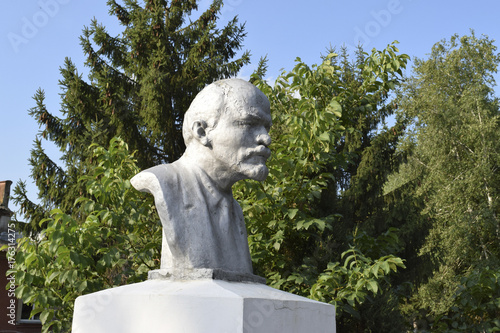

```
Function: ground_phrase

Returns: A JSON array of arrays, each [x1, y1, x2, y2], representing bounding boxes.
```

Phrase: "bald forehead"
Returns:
[[224, 83, 270, 114], [182, 79, 271, 144], [188, 79, 269, 121], [216, 79, 269, 107], [229, 94, 272, 126]]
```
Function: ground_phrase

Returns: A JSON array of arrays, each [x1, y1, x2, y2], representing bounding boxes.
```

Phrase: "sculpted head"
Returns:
[[182, 79, 272, 188]]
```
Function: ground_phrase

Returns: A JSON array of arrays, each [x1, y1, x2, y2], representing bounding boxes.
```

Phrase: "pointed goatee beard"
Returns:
[[238, 163, 269, 182]]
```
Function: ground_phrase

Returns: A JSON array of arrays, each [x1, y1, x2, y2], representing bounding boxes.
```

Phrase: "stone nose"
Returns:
[[257, 133, 271, 147]]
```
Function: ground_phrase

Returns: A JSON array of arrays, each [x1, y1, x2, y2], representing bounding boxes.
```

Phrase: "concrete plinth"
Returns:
[[72, 279, 336, 333]]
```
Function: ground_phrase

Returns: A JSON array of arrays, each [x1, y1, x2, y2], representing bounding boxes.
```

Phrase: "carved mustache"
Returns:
[[245, 146, 271, 160]]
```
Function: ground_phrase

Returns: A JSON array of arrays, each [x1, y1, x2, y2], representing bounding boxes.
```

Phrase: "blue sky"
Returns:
[[1, 0, 499, 215]]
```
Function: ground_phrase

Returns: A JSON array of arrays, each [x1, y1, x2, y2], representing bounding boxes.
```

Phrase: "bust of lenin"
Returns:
[[131, 79, 272, 282]]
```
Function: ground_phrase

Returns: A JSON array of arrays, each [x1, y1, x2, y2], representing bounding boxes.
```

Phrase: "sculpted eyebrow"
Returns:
[[241, 113, 272, 124]]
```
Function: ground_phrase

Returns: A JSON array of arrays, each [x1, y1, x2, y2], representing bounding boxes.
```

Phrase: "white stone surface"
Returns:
[[72, 279, 336, 333], [73, 80, 337, 332], [147, 267, 266, 284], [130, 79, 272, 276]]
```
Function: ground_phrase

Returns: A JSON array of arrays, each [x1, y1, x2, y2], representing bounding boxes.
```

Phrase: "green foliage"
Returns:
[[14, 0, 250, 234], [12, 4, 426, 327], [394, 31, 500, 329], [238, 54, 345, 287], [432, 267, 500, 332], [311, 228, 405, 321], [235, 42, 409, 328], [12, 5, 250, 329], [10, 138, 161, 332]]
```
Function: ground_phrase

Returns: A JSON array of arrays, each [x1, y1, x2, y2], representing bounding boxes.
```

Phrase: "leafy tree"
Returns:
[[235, 42, 410, 331], [393, 32, 500, 330], [14, 0, 250, 234], [434, 267, 500, 332], [323, 45, 416, 331], [12, 4, 416, 327], [9, 138, 161, 332], [11, 1, 250, 331]]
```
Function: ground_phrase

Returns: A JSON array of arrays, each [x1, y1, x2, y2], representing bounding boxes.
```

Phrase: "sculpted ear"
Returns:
[[191, 120, 210, 146]]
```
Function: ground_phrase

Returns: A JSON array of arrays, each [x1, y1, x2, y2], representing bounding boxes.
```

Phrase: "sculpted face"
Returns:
[[207, 83, 272, 184]]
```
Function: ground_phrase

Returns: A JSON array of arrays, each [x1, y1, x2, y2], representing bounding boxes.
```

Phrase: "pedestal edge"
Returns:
[[148, 268, 266, 284]]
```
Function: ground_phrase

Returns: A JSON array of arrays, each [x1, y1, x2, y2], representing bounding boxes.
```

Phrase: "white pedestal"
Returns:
[[72, 279, 336, 333]]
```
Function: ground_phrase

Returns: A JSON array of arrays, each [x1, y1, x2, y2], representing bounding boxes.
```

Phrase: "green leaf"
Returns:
[[76, 280, 88, 293], [287, 208, 299, 219], [319, 132, 330, 142], [327, 99, 342, 118], [379, 261, 390, 274], [46, 271, 59, 284], [367, 280, 379, 294], [39, 310, 54, 324]]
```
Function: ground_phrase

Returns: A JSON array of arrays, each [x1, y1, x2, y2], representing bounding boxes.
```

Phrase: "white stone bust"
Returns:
[[130, 79, 271, 281]]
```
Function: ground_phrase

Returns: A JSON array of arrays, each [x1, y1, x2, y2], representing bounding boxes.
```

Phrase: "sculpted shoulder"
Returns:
[[128, 79, 271, 278], [130, 164, 177, 196]]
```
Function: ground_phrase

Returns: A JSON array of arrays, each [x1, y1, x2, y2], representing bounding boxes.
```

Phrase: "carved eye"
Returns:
[[236, 120, 254, 127]]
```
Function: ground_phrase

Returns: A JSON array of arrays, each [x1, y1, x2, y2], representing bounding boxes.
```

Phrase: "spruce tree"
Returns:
[[14, 0, 250, 232]]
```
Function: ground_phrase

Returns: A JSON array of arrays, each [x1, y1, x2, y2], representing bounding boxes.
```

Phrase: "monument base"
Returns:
[[72, 279, 336, 333], [148, 267, 266, 284]]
